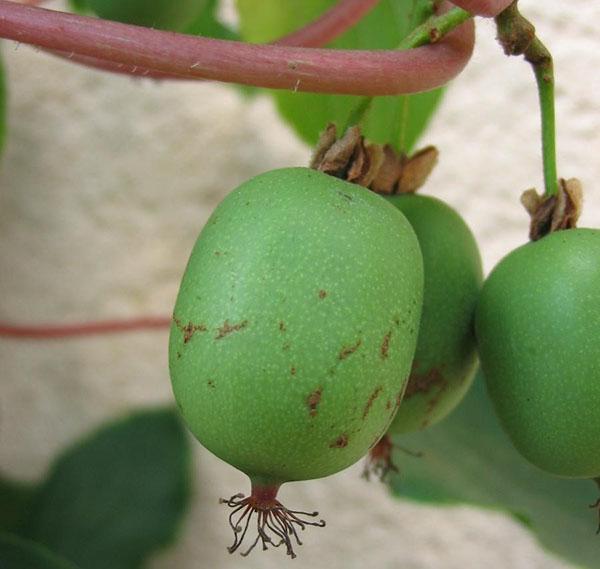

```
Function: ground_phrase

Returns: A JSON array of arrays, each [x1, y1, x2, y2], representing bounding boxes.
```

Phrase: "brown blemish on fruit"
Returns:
[[318, 289, 327, 299], [380, 331, 391, 359], [283, 342, 291, 351], [403, 364, 449, 428], [207, 379, 216, 388], [404, 366, 447, 399], [291, 366, 297, 376], [329, 434, 349, 448], [386, 399, 392, 410], [215, 319, 248, 340], [362, 386, 383, 419], [337, 191, 353, 202], [214, 250, 223, 256], [279, 321, 287, 333], [395, 388, 404, 410], [173, 317, 207, 344], [306, 388, 323, 418], [176, 352, 182, 360], [339, 338, 362, 360]]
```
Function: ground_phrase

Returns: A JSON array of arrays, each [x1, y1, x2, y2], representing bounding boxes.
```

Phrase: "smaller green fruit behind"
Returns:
[[476, 228, 600, 478], [384, 194, 483, 434], [170, 168, 424, 485], [83, 0, 208, 30]]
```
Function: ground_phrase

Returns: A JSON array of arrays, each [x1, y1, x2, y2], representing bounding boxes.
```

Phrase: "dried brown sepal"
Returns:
[[370, 145, 404, 195], [362, 434, 399, 482], [311, 124, 438, 195], [220, 492, 326, 558], [397, 146, 439, 194], [521, 178, 583, 241], [310, 123, 338, 170], [348, 143, 385, 187], [311, 124, 362, 178], [362, 434, 424, 482]]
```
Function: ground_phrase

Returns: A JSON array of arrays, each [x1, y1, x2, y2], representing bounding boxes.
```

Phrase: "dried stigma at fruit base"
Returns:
[[476, 180, 600, 528], [169, 167, 423, 557], [312, 126, 483, 479]]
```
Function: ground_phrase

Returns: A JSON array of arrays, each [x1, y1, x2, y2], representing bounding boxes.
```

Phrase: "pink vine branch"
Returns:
[[0, 317, 171, 339], [451, 0, 512, 18], [273, 0, 380, 48], [0, 0, 475, 95], [47, 0, 382, 81]]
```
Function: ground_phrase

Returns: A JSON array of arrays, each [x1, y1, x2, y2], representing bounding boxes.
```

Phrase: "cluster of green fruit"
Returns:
[[168, 165, 600, 557]]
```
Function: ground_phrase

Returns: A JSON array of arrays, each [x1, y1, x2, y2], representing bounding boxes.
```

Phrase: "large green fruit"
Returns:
[[169, 167, 423, 556], [476, 228, 600, 478], [385, 194, 483, 434], [169, 167, 423, 485], [85, 0, 207, 30]]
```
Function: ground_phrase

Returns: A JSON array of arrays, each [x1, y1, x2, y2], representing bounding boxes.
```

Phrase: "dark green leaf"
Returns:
[[68, 0, 209, 31], [0, 533, 79, 569], [22, 408, 191, 569], [236, 0, 444, 152], [390, 373, 598, 569], [67, 0, 90, 13], [0, 477, 37, 533]]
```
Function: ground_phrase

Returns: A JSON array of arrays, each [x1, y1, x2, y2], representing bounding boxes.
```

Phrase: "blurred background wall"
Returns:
[[1, 1, 599, 567]]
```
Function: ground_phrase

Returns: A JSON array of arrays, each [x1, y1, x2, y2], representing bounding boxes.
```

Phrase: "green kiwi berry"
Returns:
[[476, 228, 600, 479], [169, 167, 423, 556], [366, 194, 482, 479]]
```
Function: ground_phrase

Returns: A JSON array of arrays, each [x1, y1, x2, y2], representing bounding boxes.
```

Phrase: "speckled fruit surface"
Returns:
[[169, 167, 423, 484], [476, 228, 600, 478], [385, 194, 482, 433]]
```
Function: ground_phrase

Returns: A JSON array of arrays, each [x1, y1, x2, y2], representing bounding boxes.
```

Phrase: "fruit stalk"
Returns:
[[344, 4, 473, 131], [495, 2, 559, 197]]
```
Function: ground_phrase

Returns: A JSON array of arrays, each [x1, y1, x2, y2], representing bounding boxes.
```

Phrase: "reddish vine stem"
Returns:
[[0, 316, 171, 339], [273, 0, 380, 47], [0, 0, 474, 95], [451, 0, 513, 17], [46, 0, 382, 81]]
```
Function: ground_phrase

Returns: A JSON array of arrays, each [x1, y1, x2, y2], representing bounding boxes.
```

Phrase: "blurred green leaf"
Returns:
[[0, 533, 79, 569], [68, 0, 209, 31], [236, 0, 444, 152], [67, 0, 89, 13], [0, 477, 36, 533], [390, 373, 598, 569], [185, 0, 239, 40], [21, 408, 191, 569]]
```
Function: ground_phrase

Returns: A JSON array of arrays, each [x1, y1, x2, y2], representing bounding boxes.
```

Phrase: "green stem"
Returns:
[[398, 7, 471, 50], [343, 7, 472, 134], [495, 3, 559, 197], [531, 40, 558, 197]]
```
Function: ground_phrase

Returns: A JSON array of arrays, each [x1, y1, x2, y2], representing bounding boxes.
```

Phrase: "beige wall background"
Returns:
[[1, 1, 599, 568]]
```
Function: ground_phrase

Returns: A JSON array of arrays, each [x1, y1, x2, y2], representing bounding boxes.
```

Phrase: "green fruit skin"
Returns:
[[87, 0, 207, 30], [476, 228, 600, 478], [384, 195, 483, 434], [169, 167, 423, 485]]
